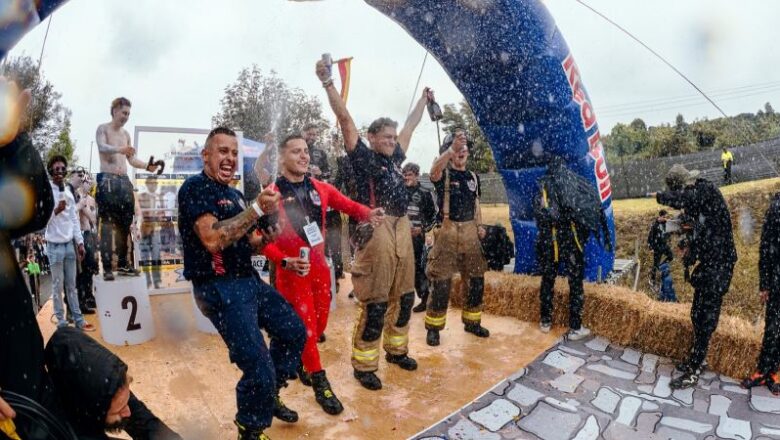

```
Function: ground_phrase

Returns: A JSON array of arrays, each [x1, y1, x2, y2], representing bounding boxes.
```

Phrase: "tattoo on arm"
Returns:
[[96, 125, 121, 154], [211, 208, 258, 250]]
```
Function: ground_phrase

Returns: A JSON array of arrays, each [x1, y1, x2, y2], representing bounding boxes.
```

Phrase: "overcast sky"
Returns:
[[8, 0, 780, 173]]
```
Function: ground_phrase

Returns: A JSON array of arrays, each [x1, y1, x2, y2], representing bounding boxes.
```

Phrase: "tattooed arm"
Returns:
[[193, 208, 259, 254]]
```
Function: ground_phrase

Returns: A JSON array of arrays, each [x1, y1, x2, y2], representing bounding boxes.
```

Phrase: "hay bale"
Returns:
[[453, 272, 764, 378]]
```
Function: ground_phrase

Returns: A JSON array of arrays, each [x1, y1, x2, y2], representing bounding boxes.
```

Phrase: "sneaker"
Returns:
[[741, 371, 767, 389], [412, 302, 427, 313], [567, 326, 591, 341], [670, 370, 700, 390], [385, 353, 418, 371], [272, 395, 298, 423], [78, 323, 96, 332], [235, 420, 271, 440], [464, 322, 490, 338], [103, 271, 115, 281], [117, 266, 141, 277], [540, 321, 552, 333], [426, 329, 440, 346], [353, 370, 382, 391], [311, 370, 344, 415]]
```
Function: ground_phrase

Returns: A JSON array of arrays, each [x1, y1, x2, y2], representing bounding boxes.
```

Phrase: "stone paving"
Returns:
[[411, 335, 780, 440]]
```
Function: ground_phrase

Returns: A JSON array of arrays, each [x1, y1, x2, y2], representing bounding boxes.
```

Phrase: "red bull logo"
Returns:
[[562, 54, 612, 202]]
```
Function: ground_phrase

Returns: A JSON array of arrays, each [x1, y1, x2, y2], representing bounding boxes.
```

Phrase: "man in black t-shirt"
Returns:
[[318, 58, 429, 391], [178, 127, 306, 440], [402, 163, 437, 312], [424, 129, 490, 346]]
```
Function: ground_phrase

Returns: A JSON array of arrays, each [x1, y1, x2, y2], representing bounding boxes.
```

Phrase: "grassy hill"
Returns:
[[481, 177, 780, 322]]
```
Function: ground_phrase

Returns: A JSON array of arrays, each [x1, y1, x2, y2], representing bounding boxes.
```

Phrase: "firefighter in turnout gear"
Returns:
[[403, 162, 438, 313], [424, 128, 490, 346]]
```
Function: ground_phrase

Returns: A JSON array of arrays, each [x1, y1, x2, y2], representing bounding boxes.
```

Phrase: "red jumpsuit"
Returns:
[[263, 177, 371, 374]]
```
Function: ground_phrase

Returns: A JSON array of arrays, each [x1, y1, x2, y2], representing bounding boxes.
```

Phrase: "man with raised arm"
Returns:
[[95, 97, 161, 281], [317, 58, 428, 390]]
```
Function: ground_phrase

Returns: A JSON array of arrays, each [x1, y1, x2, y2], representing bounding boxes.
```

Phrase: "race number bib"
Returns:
[[303, 221, 324, 246]]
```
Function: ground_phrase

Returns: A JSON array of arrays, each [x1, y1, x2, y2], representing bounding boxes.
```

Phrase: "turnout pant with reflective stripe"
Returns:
[[350, 215, 415, 372], [425, 220, 487, 330]]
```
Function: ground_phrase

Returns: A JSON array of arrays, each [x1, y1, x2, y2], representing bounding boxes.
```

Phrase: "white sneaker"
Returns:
[[567, 326, 591, 341], [540, 321, 552, 333]]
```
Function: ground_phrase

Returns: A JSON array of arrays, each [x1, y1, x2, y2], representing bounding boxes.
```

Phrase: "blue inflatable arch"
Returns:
[[2, 0, 615, 280]]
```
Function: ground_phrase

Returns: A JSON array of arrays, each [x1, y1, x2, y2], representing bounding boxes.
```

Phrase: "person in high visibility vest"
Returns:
[[721, 147, 734, 185]]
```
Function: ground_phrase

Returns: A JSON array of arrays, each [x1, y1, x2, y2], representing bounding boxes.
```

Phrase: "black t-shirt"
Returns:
[[178, 172, 255, 282], [406, 184, 437, 230], [348, 138, 408, 217], [308, 143, 332, 183], [276, 176, 323, 242], [433, 168, 480, 222]]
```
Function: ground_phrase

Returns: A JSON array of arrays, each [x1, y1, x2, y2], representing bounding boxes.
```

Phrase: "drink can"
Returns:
[[299, 247, 310, 262], [322, 53, 333, 67]]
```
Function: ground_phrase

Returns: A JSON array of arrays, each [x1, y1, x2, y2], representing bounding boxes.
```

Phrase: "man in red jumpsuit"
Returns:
[[263, 134, 383, 415]]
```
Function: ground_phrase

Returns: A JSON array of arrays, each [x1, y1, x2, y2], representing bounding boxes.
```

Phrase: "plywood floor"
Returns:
[[37, 276, 561, 440]]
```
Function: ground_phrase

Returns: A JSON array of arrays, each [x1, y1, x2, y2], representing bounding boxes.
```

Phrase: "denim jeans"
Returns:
[[47, 241, 85, 327], [193, 275, 305, 430]]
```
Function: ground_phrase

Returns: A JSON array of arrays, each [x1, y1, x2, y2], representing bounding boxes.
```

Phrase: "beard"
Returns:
[[105, 417, 131, 433]]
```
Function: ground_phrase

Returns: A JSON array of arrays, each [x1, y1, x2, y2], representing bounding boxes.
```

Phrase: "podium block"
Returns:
[[191, 289, 219, 334], [93, 276, 155, 345]]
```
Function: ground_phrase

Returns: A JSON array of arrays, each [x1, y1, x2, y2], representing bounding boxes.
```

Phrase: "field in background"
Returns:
[[479, 178, 780, 322]]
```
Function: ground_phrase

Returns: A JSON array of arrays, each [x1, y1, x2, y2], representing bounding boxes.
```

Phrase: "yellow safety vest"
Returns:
[[721, 151, 733, 168]]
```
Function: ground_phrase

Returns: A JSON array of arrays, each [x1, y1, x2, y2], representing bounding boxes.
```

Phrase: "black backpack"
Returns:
[[482, 224, 515, 271]]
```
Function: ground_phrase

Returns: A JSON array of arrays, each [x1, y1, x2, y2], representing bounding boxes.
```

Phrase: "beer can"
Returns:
[[321, 53, 333, 67], [299, 247, 310, 262]]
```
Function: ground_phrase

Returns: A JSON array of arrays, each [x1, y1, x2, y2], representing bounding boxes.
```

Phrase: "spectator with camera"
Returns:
[[656, 164, 737, 390]]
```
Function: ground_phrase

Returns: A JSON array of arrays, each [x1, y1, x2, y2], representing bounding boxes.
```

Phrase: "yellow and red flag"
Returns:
[[335, 57, 353, 104]]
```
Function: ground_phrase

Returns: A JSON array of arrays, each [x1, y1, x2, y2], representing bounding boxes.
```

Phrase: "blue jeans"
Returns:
[[193, 275, 305, 430], [658, 262, 677, 302], [47, 241, 85, 327]]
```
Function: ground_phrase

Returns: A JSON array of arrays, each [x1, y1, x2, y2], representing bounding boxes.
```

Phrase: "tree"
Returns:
[[0, 56, 72, 157], [48, 114, 76, 165], [212, 65, 327, 143], [764, 102, 775, 115], [439, 100, 496, 173]]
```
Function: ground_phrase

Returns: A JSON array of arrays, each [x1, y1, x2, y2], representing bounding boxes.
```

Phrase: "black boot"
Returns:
[[464, 322, 490, 338], [353, 369, 382, 390], [235, 420, 271, 440], [426, 329, 440, 346], [311, 370, 344, 415], [385, 353, 418, 371], [297, 364, 312, 387], [412, 300, 427, 313], [272, 384, 298, 423], [318, 333, 326, 343]]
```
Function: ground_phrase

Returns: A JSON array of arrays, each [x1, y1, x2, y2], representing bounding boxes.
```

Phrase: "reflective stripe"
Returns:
[[570, 222, 583, 252], [425, 315, 447, 326], [462, 310, 482, 322], [552, 227, 559, 263], [384, 333, 408, 347], [352, 348, 379, 361]]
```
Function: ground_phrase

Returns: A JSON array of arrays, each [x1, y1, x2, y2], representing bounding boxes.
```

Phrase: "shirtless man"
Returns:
[[95, 97, 160, 280]]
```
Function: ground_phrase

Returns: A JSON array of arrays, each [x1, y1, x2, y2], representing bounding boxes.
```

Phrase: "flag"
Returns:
[[336, 57, 353, 104]]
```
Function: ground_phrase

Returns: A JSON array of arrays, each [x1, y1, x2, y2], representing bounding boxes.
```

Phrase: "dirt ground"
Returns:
[[37, 277, 561, 440]]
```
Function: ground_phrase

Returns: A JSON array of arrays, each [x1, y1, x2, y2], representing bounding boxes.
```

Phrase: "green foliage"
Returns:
[[0, 56, 72, 157], [440, 100, 496, 173], [47, 116, 76, 165], [603, 103, 780, 161], [212, 65, 327, 142]]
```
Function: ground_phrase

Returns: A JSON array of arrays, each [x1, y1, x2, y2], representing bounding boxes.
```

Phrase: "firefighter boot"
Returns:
[[273, 383, 298, 423], [297, 364, 312, 387], [353, 370, 382, 390], [235, 420, 271, 440], [741, 371, 768, 389], [426, 329, 440, 346], [386, 353, 418, 371], [464, 322, 490, 338], [311, 370, 344, 415]]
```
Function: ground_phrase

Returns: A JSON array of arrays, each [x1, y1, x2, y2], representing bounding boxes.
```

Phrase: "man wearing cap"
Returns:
[[317, 59, 429, 390], [402, 162, 438, 313], [657, 163, 736, 389], [424, 128, 490, 346]]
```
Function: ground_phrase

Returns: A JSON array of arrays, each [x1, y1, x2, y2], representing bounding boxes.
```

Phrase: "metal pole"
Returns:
[[89, 141, 94, 172]]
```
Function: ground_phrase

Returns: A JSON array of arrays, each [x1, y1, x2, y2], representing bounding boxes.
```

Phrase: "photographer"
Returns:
[[656, 164, 737, 390], [318, 58, 428, 390]]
